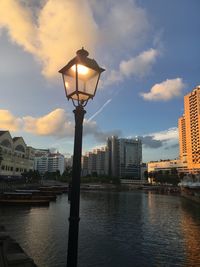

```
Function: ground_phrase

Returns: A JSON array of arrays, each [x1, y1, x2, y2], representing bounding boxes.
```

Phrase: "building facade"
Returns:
[[0, 131, 34, 177], [81, 147, 109, 176], [34, 151, 65, 175], [178, 86, 200, 172], [107, 136, 142, 179], [148, 159, 188, 174]]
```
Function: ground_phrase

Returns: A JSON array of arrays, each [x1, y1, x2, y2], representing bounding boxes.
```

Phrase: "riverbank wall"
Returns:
[[0, 226, 37, 267]]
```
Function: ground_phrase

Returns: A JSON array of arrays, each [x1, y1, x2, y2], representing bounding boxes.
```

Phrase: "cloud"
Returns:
[[0, 110, 22, 131], [139, 136, 163, 149], [152, 127, 178, 141], [164, 143, 179, 150], [94, 0, 149, 57], [0, 0, 152, 80], [139, 127, 179, 149], [120, 49, 158, 77], [23, 108, 74, 137], [0, 108, 121, 143], [0, 0, 37, 53], [83, 119, 122, 142], [104, 48, 159, 85], [0, 0, 98, 78], [141, 78, 186, 101]]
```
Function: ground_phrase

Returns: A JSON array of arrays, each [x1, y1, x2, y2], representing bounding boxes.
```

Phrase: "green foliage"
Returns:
[[80, 175, 121, 184], [21, 170, 41, 183], [43, 170, 61, 180], [153, 171, 180, 186], [143, 170, 148, 179], [58, 168, 72, 183]]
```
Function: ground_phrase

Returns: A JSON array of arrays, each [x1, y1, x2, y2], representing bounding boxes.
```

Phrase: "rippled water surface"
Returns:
[[1, 191, 200, 267]]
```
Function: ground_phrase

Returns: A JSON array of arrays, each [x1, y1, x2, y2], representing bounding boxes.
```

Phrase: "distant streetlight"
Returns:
[[59, 48, 105, 267]]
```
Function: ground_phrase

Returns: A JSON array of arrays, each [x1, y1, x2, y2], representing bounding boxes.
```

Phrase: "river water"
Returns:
[[0, 191, 200, 267]]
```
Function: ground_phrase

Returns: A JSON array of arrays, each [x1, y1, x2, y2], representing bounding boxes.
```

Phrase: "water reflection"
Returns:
[[180, 200, 200, 267], [0, 192, 200, 267]]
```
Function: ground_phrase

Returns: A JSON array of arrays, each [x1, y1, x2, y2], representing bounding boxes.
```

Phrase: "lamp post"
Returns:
[[59, 48, 105, 267]]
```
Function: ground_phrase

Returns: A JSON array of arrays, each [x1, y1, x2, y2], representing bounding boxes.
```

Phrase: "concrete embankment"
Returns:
[[0, 226, 37, 267]]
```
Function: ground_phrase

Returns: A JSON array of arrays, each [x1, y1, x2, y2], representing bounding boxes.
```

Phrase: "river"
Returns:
[[0, 191, 200, 267]]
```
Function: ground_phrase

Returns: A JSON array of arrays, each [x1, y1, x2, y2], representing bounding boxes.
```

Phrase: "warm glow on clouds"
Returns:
[[0, 108, 120, 142], [0, 0, 152, 81], [0, 0, 37, 54], [141, 78, 186, 101], [23, 108, 74, 137], [0, 0, 98, 78], [0, 109, 22, 131], [36, 0, 98, 77]]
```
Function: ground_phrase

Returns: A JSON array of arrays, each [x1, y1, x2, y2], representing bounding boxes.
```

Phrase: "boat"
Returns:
[[0, 198, 50, 206], [39, 186, 68, 193], [15, 190, 57, 201], [0, 192, 52, 205]]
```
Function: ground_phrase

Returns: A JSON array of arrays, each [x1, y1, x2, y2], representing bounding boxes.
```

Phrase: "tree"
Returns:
[[153, 171, 180, 186], [143, 170, 148, 180], [21, 170, 41, 183]]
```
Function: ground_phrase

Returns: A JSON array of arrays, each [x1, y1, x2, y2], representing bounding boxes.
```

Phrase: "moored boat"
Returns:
[[0, 198, 50, 205]]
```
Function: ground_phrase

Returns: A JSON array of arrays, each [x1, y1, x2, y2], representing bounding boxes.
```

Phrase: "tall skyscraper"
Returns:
[[178, 85, 200, 171], [178, 115, 187, 162], [107, 136, 142, 179]]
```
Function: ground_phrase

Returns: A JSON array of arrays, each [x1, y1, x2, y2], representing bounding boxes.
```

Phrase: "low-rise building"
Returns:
[[147, 159, 188, 174], [0, 131, 34, 177]]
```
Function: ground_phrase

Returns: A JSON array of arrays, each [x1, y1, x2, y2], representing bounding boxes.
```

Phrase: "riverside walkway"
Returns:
[[0, 226, 37, 267]]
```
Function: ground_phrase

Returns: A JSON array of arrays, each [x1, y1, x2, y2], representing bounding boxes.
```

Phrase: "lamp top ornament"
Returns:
[[59, 48, 105, 107]]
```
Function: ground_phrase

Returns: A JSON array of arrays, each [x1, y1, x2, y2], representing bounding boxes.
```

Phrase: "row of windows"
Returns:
[[2, 149, 27, 158], [1, 165, 27, 173]]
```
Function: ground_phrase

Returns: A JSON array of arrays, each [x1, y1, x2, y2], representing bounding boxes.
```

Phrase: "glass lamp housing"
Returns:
[[59, 48, 105, 104]]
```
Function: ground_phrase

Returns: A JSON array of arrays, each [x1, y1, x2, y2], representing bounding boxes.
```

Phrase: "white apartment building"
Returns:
[[34, 151, 65, 175]]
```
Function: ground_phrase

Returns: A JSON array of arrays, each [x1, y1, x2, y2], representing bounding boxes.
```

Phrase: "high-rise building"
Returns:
[[34, 151, 65, 175], [107, 136, 142, 179], [81, 147, 109, 176], [96, 148, 109, 176], [107, 136, 119, 177], [48, 153, 65, 174], [178, 115, 187, 162], [178, 85, 200, 172]]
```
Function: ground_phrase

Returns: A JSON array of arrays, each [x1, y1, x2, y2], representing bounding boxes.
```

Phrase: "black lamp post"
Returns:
[[59, 48, 105, 267]]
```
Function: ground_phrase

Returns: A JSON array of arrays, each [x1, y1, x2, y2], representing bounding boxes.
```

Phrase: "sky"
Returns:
[[0, 0, 200, 162]]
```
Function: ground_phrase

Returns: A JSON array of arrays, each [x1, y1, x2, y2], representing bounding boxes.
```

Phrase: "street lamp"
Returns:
[[59, 48, 105, 267]]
